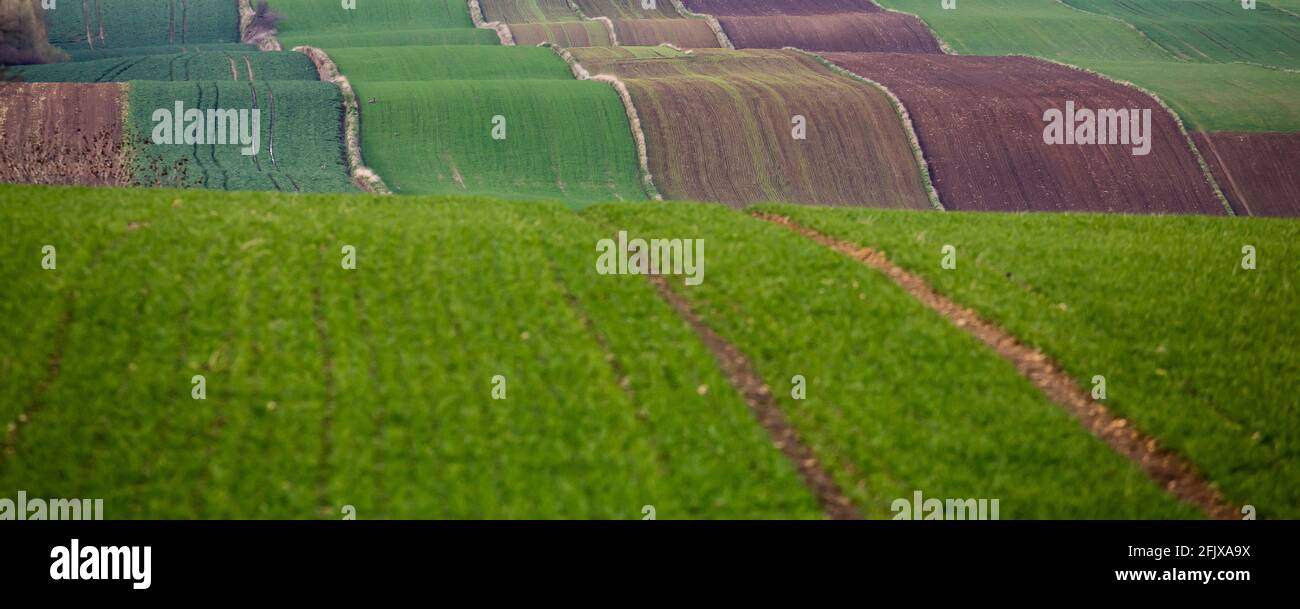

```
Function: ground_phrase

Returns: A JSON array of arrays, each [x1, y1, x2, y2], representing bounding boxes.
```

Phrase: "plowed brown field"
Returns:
[[684, 0, 940, 52], [0, 83, 131, 187], [1193, 132, 1300, 217], [825, 53, 1224, 214], [571, 47, 931, 209]]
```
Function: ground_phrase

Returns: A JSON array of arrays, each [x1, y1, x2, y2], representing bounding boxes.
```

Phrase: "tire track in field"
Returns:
[[646, 274, 861, 520], [0, 227, 146, 462], [1, 291, 75, 462], [265, 82, 300, 192], [350, 281, 388, 511], [81, 0, 94, 50], [756, 212, 1240, 520], [209, 83, 231, 190], [311, 276, 337, 519]]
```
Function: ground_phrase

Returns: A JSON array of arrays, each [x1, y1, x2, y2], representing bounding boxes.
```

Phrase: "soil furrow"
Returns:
[[645, 274, 861, 520], [756, 212, 1240, 520]]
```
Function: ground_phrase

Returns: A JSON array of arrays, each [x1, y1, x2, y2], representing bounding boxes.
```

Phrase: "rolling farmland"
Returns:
[[768, 204, 1300, 516], [586, 201, 1206, 518], [1063, 0, 1300, 69], [480, 0, 722, 47], [1193, 132, 1300, 216], [45, 0, 241, 52], [326, 46, 646, 203], [14, 51, 319, 83], [271, 0, 496, 48], [683, 0, 941, 52], [872, 0, 1300, 134], [825, 52, 1224, 213], [1, 0, 1298, 529], [0, 185, 824, 518], [125, 81, 354, 192], [571, 47, 932, 208]]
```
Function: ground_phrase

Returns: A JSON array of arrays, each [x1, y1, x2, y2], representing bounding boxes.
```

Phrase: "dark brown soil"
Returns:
[[825, 53, 1225, 214], [0, 82, 132, 187], [1193, 131, 1300, 217]]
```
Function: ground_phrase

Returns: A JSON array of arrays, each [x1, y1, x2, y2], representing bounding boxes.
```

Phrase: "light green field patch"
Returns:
[[875, 0, 1174, 62], [327, 46, 573, 81], [1081, 60, 1300, 132], [352, 79, 645, 203], [1064, 0, 1300, 69], [272, 0, 493, 48]]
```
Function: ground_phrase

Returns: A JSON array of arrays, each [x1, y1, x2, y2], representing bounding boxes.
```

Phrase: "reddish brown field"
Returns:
[[571, 47, 932, 209], [0, 82, 132, 187], [683, 0, 940, 52], [611, 19, 722, 48], [825, 53, 1224, 214], [713, 13, 940, 52], [1193, 132, 1300, 217]]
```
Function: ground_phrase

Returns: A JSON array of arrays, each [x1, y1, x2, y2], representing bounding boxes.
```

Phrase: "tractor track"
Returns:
[[756, 211, 1241, 520]]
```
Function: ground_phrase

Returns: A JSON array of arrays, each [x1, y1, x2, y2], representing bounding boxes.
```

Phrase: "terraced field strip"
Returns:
[[1080, 60, 1300, 133], [683, 0, 941, 52], [480, 0, 721, 47], [125, 81, 355, 192], [825, 52, 1223, 213], [571, 47, 932, 208], [0, 184, 826, 518], [322, 45, 646, 204], [765, 204, 1300, 518], [757, 212, 1238, 518], [586, 202, 1197, 518], [1192, 132, 1300, 216], [0, 83, 131, 187], [272, 0, 497, 48], [46, 0, 241, 52], [14, 51, 319, 83], [874, 0, 1300, 134], [574, 0, 723, 47], [1063, 0, 1300, 70]]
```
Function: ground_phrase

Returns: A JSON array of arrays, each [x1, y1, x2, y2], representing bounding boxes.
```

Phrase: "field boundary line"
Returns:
[[549, 45, 660, 199], [756, 212, 1240, 520], [868, 1, 955, 55], [669, 0, 734, 49], [1025, 55, 1235, 216], [295, 46, 391, 194], [644, 275, 860, 519], [1198, 134, 1252, 215], [787, 48, 945, 211], [468, 0, 517, 45]]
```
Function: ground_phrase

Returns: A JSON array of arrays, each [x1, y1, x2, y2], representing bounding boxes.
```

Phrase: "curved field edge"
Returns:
[[760, 203, 1300, 518], [570, 47, 932, 209]]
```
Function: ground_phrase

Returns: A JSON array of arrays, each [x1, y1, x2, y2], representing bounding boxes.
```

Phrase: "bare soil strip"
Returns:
[[756, 212, 1240, 520], [646, 274, 861, 520]]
